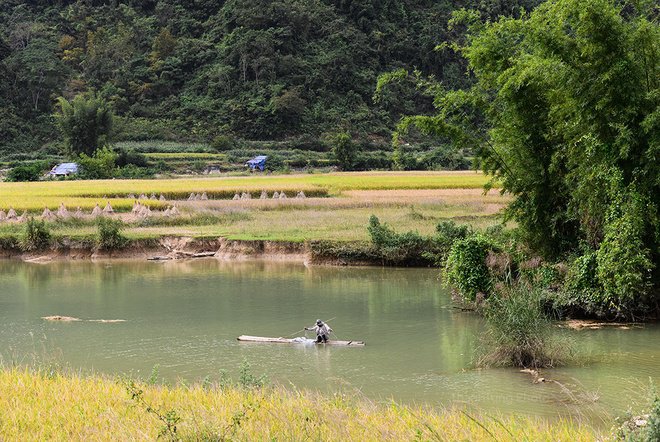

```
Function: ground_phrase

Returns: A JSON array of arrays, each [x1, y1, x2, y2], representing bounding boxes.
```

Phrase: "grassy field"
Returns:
[[0, 172, 506, 242], [0, 368, 598, 441]]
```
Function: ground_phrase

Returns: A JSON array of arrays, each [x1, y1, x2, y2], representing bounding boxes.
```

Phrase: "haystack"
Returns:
[[163, 207, 171, 217], [149, 193, 156, 200], [127, 194, 136, 199], [159, 194, 166, 201], [260, 190, 268, 199], [200, 192, 208, 200], [296, 191, 306, 199], [233, 193, 240, 200], [139, 194, 147, 200], [57, 203, 69, 217], [272, 191, 279, 199], [103, 202, 114, 214], [18, 211, 27, 222], [188, 193, 195, 201], [7, 208, 17, 219], [279, 192, 287, 199], [241, 192, 251, 200], [74, 207, 83, 218], [91, 204, 102, 217], [132, 202, 141, 213], [170, 205, 179, 216], [41, 208, 55, 220]]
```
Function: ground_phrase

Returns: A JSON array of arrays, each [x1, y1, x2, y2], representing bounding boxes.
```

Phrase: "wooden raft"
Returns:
[[237, 335, 365, 346]]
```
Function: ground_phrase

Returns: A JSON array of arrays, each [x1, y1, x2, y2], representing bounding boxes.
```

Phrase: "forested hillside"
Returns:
[[0, 0, 540, 158]]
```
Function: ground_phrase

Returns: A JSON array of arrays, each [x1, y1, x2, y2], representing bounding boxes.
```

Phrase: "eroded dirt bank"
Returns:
[[1, 237, 375, 265]]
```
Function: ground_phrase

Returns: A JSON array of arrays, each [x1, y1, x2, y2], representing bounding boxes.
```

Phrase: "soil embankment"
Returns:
[[2, 237, 376, 265]]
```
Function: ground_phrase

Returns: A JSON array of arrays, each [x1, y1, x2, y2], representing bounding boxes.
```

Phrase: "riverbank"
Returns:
[[0, 368, 598, 440], [2, 236, 383, 265]]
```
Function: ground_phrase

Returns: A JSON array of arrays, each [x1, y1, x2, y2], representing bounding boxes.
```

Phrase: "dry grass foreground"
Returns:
[[0, 368, 598, 441]]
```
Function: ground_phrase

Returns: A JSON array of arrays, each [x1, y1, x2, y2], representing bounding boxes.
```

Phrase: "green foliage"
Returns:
[[444, 234, 496, 302], [5, 162, 47, 182], [395, 0, 659, 317], [367, 215, 439, 266], [55, 94, 114, 157], [596, 191, 654, 317], [20, 218, 51, 252], [96, 217, 128, 250], [78, 147, 117, 179], [481, 285, 564, 368], [328, 132, 358, 171], [211, 135, 236, 152], [238, 360, 268, 388]]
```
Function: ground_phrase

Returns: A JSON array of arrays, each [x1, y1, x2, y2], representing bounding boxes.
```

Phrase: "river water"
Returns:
[[1, 259, 658, 423]]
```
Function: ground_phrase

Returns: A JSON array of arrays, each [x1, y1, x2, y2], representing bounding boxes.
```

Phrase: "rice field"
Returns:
[[0, 171, 491, 212], [0, 172, 507, 242], [0, 368, 598, 441]]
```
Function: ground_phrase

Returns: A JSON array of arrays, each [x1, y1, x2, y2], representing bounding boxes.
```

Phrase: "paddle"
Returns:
[[286, 317, 336, 338]]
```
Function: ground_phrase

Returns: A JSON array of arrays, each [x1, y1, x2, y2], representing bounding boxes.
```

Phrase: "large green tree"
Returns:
[[55, 93, 114, 157], [391, 0, 658, 315]]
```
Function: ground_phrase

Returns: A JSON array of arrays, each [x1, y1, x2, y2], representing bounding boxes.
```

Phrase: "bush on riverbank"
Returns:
[[96, 217, 128, 250], [0, 367, 598, 440], [20, 218, 51, 251], [480, 285, 567, 368]]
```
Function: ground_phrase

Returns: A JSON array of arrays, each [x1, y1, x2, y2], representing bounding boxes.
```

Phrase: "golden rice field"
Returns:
[[0, 368, 598, 441], [0, 171, 490, 212]]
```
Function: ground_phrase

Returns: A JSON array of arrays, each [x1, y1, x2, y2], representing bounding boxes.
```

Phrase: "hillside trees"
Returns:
[[55, 93, 114, 157], [391, 0, 659, 316]]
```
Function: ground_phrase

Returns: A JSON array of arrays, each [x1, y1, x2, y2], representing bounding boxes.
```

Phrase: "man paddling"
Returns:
[[305, 319, 333, 343]]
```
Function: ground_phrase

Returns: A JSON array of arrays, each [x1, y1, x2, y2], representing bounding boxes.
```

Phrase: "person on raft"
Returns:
[[305, 319, 333, 343]]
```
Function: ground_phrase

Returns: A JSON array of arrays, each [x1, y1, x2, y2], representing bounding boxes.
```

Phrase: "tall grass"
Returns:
[[0, 368, 597, 441], [480, 285, 569, 368]]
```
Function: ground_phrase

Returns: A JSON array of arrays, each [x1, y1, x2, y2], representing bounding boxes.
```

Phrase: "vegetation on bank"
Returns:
[[387, 0, 658, 320], [0, 367, 598, 441]]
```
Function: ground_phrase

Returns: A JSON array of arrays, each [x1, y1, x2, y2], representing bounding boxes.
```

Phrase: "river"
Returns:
[[1, 259, 658, 424]]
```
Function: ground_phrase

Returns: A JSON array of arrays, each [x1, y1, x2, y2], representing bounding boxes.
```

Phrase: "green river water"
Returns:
[[1, 259, 658, 423]]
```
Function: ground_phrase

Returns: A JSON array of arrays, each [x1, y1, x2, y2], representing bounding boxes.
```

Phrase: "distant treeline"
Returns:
[[0, 0, 540, 157]]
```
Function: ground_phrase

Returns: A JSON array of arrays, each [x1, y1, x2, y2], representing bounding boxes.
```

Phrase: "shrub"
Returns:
[[20, 217, 51, 251], [480, 285, 566, 368], [96, 217, 128, 250], [210, 134, 236, 151], [115, 149, 148, 168], [78, 147, 117, 179], [444, 234, 496, 302], [367, 215, 438, 265], [327, 131, 357, 171], [5, 162, 47, 182]]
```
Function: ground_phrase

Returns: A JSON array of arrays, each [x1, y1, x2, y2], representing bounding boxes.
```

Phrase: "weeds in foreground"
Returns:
[[125, 379, 181, 441], [96, 216, 128, 249]]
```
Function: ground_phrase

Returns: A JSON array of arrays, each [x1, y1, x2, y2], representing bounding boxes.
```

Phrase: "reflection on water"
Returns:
[[1, 259, 658, 423]]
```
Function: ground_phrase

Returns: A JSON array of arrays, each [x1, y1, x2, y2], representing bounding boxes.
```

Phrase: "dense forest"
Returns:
[[0, 0, 542, 159]]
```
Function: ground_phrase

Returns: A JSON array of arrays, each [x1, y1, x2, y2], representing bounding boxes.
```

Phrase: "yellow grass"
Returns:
[[0, 368, 598, 441], [0, 171, 490, 212]]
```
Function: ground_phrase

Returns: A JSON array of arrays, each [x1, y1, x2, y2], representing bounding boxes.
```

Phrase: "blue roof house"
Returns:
[[246, 155, 267, 171], [49, 163, 79, 177]]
